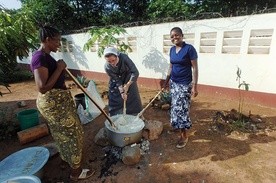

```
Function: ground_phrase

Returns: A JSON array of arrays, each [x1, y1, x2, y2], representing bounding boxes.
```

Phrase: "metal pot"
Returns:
[[105, 114, 145, 147]]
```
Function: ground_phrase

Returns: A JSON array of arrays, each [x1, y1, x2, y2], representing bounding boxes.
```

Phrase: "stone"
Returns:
[[142, 120, 163, 141], [94, 128, 110, 146], [256, 123, 266, 129], [17, 101, 26, 108], [249, 114, 263, 123], [122, 145, 141, 165]]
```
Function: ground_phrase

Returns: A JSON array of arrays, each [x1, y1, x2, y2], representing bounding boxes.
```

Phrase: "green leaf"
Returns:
[[84, 26, 132, 57]]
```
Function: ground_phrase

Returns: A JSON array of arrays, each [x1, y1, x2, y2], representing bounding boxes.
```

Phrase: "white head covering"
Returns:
[[103, 47, 118, 57]]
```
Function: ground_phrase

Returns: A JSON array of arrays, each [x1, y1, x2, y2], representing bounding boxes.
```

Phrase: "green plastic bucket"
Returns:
[[17, 109, 39, 130]]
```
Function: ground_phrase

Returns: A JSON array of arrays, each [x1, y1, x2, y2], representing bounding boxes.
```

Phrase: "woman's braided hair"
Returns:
[[39, 25, 60, 42]]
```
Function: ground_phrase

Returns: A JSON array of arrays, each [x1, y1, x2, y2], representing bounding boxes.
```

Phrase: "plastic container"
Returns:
[[1, 175, 41, 183], [85, 80, 105, 118], [74, 93, 86, 109], [0, 147, 49, 182], [17, 109, 39, 130]]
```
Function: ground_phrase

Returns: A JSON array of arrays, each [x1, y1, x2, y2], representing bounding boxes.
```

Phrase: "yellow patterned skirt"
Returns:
[[37, 89, 84, 169]]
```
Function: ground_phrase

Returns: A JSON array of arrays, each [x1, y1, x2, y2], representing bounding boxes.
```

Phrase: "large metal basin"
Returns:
[[105, 114, 145, 147]]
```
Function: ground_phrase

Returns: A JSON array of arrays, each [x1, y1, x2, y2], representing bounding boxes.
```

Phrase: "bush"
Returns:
[[5, 70, 34, 83], [0, 107, 20, 141], [0, 69, 33, 95]]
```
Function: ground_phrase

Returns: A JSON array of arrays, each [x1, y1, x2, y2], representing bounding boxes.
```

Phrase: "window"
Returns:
[[222, 31, 243, 54], [89, 43, 97, 52], [184, 33, 195, 45], [127, 37, 137, 52], [200, 32, 217, 53], [58, 38, 73, 52], [163, 34, 172, 54], [248, 29, 274, 54], [67, 41, 73, 52]]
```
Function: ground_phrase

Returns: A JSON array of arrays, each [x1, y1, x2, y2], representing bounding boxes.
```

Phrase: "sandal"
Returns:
[[176, 138, 188, 149], [70, 169, 95, 181]]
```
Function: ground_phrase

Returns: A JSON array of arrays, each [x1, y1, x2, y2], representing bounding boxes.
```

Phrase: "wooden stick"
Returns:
[[137, 90, 163, 118], [123, 99, 126, 116], [65, 68, 116, 128]]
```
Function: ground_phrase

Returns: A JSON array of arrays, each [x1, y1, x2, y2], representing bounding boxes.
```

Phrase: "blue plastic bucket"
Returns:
[[0, 147, 49, 182], [1, 175, 41, 183], [17, 109, 39, 130]]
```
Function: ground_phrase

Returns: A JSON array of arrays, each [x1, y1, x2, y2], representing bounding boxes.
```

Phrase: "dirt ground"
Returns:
[[0, 79, 276, 183]]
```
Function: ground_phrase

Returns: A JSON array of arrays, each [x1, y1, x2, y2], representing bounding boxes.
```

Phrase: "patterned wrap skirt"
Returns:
[[170, 80, 192, 130], [37, 89, 84, 169]]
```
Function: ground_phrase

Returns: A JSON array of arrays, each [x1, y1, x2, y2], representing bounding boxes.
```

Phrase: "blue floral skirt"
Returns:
[[170, 80, 192, 130]]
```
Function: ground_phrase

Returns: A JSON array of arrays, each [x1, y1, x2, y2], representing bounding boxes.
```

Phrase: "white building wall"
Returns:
[[19, 13, 276, 94]]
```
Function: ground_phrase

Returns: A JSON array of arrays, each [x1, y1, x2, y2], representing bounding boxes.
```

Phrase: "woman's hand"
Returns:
[[123, 81, 132, 94], [121, 92, 127, 100], [123, 85, 129, 94], [191, 84, 198, 97]]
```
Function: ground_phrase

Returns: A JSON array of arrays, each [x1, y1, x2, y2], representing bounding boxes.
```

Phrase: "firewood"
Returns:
[[17, 123, 49, 145]]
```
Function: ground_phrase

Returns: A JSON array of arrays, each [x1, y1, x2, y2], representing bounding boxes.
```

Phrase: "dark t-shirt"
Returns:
[[30, 50, 66, 90], [169, 43, 198, 85], [104, 53, 139, 86]]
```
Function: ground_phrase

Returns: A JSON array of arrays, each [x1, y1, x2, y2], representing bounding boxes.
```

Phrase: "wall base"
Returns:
[[68, 69, 276, 108]]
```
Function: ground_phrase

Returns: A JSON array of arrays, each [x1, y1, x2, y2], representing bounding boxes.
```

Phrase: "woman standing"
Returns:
[[30, 25, 94, 181], [103, 47, 142, 116], [163, 27, 199, 149]]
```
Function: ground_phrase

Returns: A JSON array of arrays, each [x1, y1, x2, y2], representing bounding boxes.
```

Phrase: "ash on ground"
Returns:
[[139, 139, 150, 155], [99, 139, 151, 179], [99, 146, 122, 178]]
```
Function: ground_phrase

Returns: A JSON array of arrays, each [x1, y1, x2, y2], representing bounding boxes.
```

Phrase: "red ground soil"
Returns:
[[0, 80, 276, 183]]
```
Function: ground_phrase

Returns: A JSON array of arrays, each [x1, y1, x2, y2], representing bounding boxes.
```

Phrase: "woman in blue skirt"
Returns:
[[163, 27, 199, 149]]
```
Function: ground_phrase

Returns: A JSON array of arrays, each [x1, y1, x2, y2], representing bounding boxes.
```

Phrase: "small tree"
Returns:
[[236, 67, 250, 121], [83, 26, 132, 57], [0, 9, 37, 95], [0, 9, 37, 72]]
